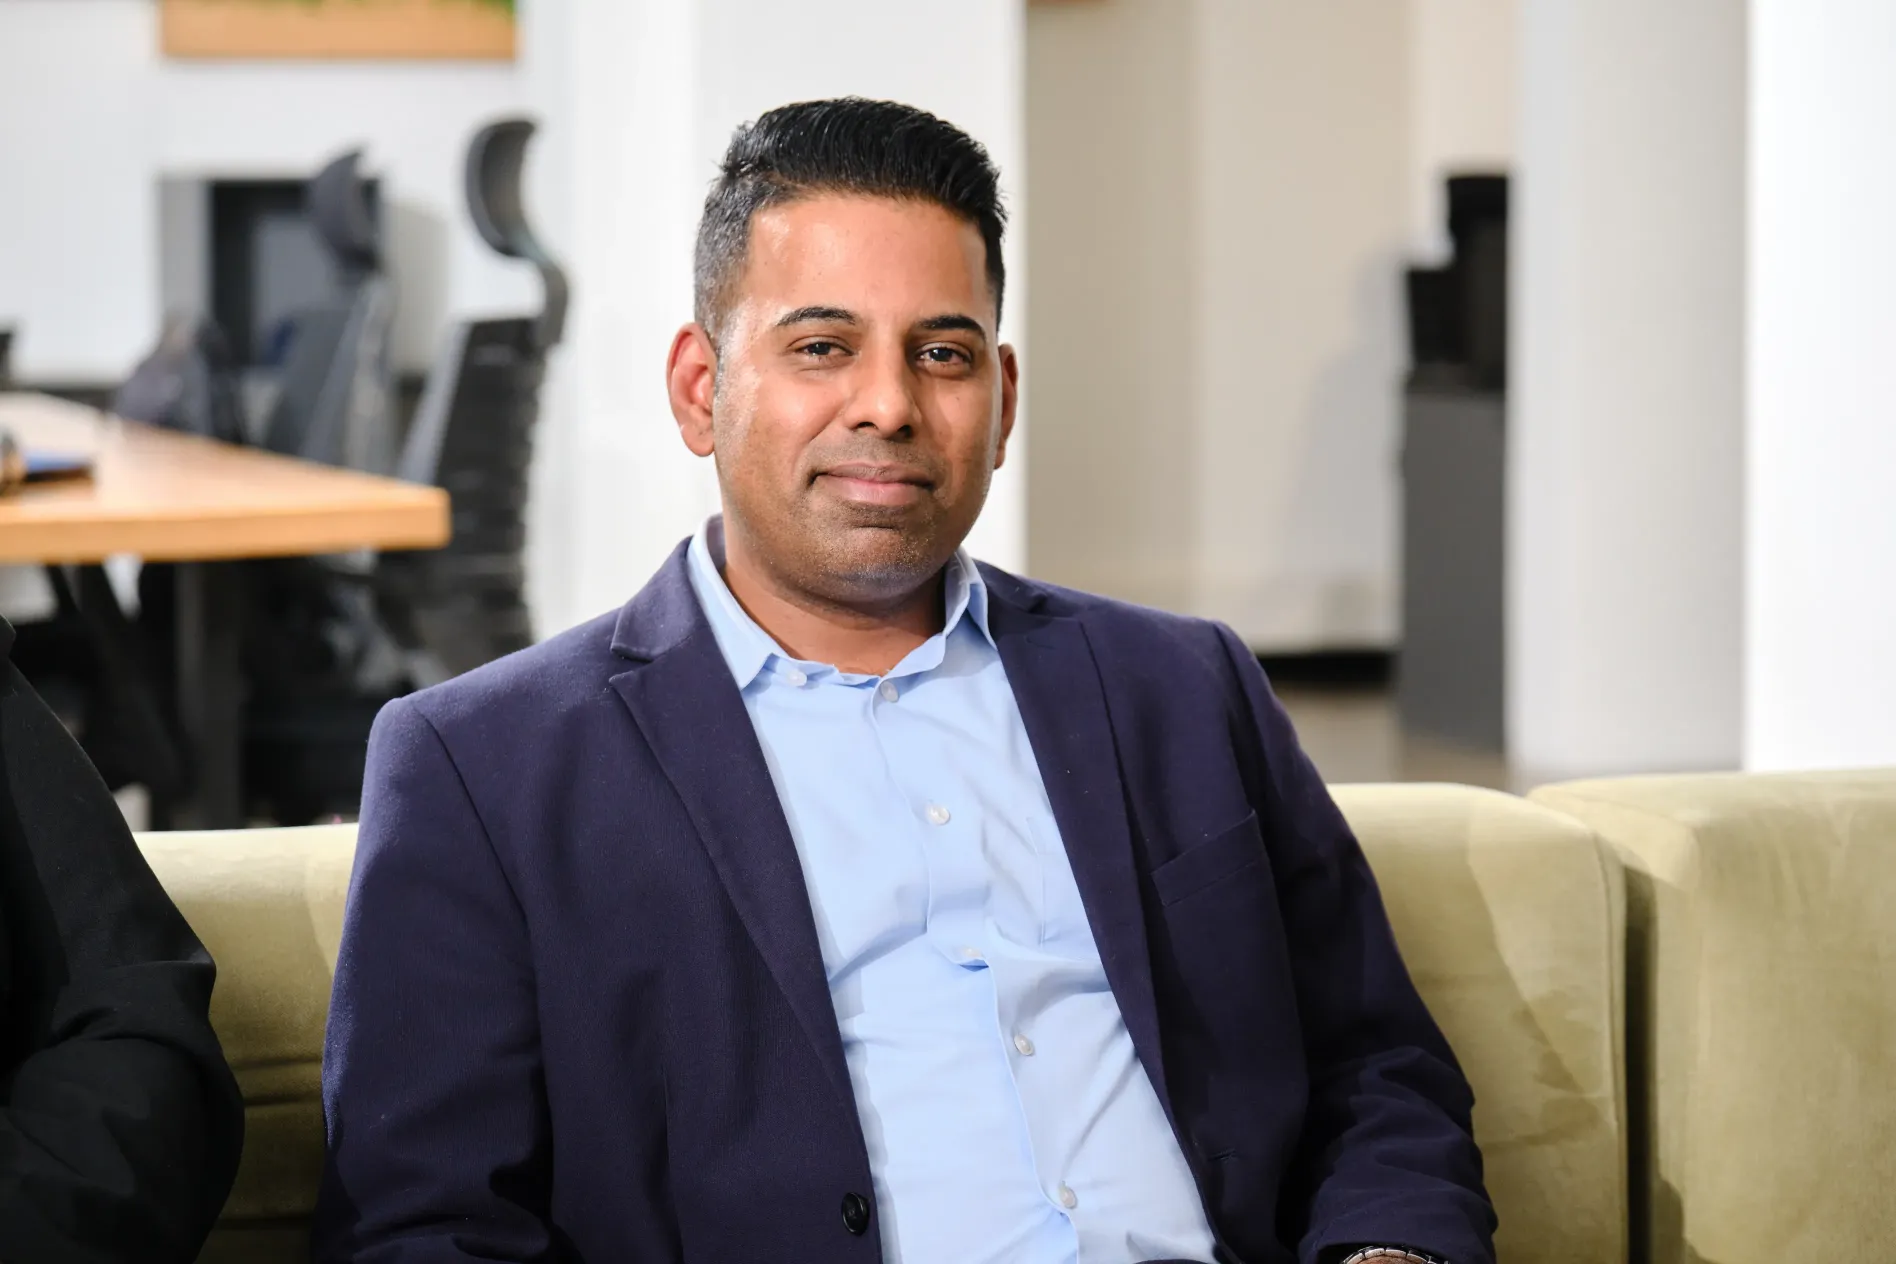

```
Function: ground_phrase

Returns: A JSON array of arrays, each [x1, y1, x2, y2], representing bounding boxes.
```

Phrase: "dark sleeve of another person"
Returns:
[[1211, 623, 1496, 1264], [0, 628, 245, 1263]]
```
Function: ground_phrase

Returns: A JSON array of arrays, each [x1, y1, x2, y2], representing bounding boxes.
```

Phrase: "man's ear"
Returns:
[[668, 324, 718, 457], [993, 342, 1021, 470]]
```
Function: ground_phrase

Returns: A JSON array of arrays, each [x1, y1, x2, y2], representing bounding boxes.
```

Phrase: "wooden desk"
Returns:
[[1, 393, 451, 827], [0, 393, 448, 562]]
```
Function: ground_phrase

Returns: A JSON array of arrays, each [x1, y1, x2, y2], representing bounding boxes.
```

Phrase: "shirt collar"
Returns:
[[685, 516, 993, 691]]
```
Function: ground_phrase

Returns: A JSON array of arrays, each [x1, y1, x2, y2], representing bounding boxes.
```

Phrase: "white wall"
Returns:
[[1745, 0, 1896, 770], [1509, 0, 1746, 780], [1025, 0, 1200, 614], [0, 3, 159, 380], [1408, 0, 1517, 259], [1029, 0, 1510, 652], [1191, 0, 1411, 651]]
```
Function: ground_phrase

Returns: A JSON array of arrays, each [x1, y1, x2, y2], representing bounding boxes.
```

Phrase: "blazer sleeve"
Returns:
[[1211, 623, 1496, 1264], [0, 652, 244, 1263], [314, 696, 556, 1262]]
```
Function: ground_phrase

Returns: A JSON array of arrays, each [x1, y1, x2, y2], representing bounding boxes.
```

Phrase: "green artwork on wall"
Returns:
[[162, 0, 518, 61]]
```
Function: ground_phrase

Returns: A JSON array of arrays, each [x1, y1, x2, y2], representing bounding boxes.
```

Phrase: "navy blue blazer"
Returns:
[[315, 543, 1494, 1264]]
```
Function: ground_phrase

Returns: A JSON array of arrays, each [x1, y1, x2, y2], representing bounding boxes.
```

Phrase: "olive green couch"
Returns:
[[137, 770, 1896, 1263], [1532, 770, 1896, 1264]]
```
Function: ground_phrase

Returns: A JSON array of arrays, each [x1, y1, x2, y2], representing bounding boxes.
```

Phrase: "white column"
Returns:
[[1508, 0, 1747, 780], [1744, 0, 1896, 770], [540, 0, 715, 634], [537, 0, 1027, 633], [0, 0, 157, 379], [1023, 0, 1200, 614]]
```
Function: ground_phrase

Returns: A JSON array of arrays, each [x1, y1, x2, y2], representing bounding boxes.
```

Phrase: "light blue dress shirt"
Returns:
[[686, 526, 1217, 1264]]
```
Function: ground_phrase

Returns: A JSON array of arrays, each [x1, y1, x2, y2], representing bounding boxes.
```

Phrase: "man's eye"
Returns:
[[921, 346, 969, 366], [799, 341, 843, 358]]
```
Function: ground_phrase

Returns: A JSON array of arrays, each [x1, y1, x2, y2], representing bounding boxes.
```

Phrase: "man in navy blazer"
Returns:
[[316, 99, 1494, 1264]]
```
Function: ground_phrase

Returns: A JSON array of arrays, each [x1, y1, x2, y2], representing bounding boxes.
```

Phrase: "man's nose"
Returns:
[[848, 345, 922, 436]]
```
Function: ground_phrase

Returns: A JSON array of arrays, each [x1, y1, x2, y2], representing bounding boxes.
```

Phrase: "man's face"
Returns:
[[670, 194, 1017, 607]]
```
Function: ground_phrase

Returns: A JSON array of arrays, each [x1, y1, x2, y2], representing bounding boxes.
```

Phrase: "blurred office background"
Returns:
[[1, 0, 1891, 824]]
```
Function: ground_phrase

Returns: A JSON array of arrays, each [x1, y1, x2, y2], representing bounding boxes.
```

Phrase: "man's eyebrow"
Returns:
[[916, 313, 989, 342], [772, 305, 859, 329]]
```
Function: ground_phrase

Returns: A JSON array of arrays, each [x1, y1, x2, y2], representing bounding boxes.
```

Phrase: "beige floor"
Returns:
[[1276, 686, 1513, 791]]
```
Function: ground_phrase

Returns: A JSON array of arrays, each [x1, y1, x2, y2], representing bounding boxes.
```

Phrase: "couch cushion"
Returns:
[[137, 825, 354, 1258], [1532, 770, 1896, 1264], [1335, 783, 1627, 1264]]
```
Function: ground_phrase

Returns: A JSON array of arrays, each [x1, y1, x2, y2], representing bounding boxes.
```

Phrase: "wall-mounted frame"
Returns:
[[161, 0, 517, 62]]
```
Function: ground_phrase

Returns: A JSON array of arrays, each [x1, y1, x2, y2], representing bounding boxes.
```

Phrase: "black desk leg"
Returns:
[[175, 561, 245, 829]]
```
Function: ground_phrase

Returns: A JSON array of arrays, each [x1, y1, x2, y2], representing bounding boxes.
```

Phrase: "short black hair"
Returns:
[[693, 97, 1007, 342]]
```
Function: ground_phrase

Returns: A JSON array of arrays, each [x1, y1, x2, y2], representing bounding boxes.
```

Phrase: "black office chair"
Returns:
[[114, 313, 248, 444], [241, 119, 569, 820], [262, 149, 398, 474], [119, 148, 400, 725], [380, 117, 569, 679], [233, 148, 415, 819]]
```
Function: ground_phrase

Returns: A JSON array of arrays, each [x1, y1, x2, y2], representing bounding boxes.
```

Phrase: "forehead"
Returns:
[[736, 194, 994, 323]]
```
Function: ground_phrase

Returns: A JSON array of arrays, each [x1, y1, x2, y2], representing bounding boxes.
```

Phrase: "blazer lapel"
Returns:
[[607, 546, 855, 1109], [985, 575, 1173, 1120]]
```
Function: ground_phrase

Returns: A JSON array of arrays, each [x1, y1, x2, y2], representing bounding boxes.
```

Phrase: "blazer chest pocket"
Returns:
[[1151, 812, 1266, 907]]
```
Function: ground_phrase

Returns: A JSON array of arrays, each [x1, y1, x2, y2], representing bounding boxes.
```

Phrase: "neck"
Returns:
[[719, 535, 946, 677]]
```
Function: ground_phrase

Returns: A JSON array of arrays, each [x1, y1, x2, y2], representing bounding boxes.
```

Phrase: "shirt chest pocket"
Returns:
[[1021, 811, 1103, 954], [1150, 811, 1268, 907]]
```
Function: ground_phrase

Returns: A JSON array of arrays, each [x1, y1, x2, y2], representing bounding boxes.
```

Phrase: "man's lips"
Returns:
[[815, 463, 934, 507]]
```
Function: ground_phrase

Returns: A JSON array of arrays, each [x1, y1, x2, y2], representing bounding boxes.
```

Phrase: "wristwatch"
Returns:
[[1339, 1249, 1446, 1264]]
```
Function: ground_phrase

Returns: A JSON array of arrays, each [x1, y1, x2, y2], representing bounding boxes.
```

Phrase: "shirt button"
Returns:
[[784, 668, 807, 688], [925, 803, 951, 826], [1014, 1033, 1036, 1056], [959, 946, 983, 962], [1056, 1183, 1078, 1210], [878, 680, 899, 702]]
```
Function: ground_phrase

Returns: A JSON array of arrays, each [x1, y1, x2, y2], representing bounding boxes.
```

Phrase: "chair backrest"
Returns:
[[261, 282, 396, 472], [307, 150, 380, 283], [1336, 783, 1629, 1264], [387, 316, 538, 676], [113, 313, 249, 444], [1532, 769, 1896, 1264], [465, 118, 569, 352], [262, 150, 396, 474], [385, 118, 566, 678]]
